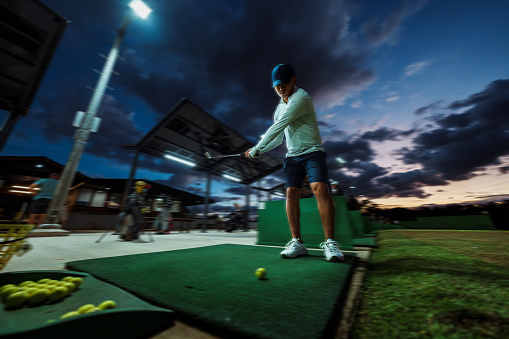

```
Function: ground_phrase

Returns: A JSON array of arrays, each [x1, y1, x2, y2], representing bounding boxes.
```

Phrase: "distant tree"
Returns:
[[360, 199, 381, 215]]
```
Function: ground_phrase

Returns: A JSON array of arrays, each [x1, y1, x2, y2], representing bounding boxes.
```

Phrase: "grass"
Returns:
[[351, 230, 509, 339]]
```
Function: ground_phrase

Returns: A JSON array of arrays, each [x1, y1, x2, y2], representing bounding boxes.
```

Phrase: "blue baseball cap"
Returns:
[[272, 64, 295, 87]]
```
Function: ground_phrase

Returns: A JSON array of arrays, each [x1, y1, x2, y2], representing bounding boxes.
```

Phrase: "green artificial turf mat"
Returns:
[[0, 271, 173, 339], [352, 237, 377, 247], [66, 244, 357, 339]]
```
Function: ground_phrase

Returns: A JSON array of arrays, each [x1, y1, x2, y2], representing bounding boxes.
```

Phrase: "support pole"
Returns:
[[245, 184, 250, 230], [121, 148, 140, 208], [202, 171, 211, 232], [45, 14, 133, 224]]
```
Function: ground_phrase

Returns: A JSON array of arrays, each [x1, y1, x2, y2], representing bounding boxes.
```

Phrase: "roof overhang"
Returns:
[[131, 98, 283, 185]]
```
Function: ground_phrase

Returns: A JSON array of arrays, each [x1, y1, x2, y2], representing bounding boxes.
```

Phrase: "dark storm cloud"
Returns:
[[323, 139, 376, 164], [318, 120, 332, 128], [114, 0, 380, 139], [374, 169, 445, 198], [84, 95, 144, 160], [224, 186, 248, 196], [360, 0, 427, 46], [340, 161, 389, 196], [144, 161, 209, 189], [400, 79, 509, 181], [360, 127, 415, 142], [414, 100, 443, 115], [209, 196, 240, 203], [33, 78, 94, 143], [321, 139, 389, 197], [320, 80, 509, 199]]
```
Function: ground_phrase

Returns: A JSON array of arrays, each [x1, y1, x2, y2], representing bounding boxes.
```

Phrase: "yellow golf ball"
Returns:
[[70, 277, 83, 288], [18, 280, 35, 287], [1, 286, 21, 301], [5, 291, 28, 309], [85, 307, 102, 313], [62, 282, 76, 293], [0, 284, 16, 292], [23, 287, 38, 297], [60, 311, 80, 319], [77, 304, 96, 314], [27, 289, 49, 305], [255, 268, 267, 279], [47, 287, 67, 302], [98, 300, 117, 310]]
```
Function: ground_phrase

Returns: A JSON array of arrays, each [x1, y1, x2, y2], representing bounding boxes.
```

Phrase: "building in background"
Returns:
[[0, 156, 208, 229]]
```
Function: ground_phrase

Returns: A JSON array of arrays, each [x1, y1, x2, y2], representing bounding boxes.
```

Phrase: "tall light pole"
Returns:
[[45, 1, 152, 225]]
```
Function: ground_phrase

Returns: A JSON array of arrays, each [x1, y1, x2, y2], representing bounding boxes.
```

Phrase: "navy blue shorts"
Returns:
[[284, 151, 330, 188], [30, 198, 51, 214]]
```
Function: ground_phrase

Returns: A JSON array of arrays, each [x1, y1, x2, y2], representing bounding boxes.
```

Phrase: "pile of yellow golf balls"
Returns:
[[0, 276, 83, 309], [59, 300, 117, 320]]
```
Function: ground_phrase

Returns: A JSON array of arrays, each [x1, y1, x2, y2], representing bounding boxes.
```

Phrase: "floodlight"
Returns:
[[129, 0, 152, 19], [164, 154, 196, 167], [223, 174, 242, 182]]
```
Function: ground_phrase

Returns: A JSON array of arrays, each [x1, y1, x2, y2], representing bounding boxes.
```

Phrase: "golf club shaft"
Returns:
[[210, 153, 243, 159]]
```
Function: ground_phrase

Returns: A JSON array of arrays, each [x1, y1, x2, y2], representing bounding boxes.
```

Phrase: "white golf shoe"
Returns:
[[320, 239, 345, 262], [280, 238, 308, 259]]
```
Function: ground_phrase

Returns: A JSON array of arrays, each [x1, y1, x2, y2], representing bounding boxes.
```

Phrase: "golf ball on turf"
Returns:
[[255, 268, 267, 279]]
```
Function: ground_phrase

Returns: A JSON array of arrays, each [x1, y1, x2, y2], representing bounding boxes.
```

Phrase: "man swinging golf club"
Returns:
[[245, 64, 344, 262]]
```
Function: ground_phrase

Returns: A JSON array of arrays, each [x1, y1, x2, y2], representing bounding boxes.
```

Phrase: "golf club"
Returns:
[[205, 152, 244, 159]]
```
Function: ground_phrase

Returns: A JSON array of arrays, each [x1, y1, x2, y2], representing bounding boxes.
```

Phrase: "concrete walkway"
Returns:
[[3, 230, 259, 273], [2, 229, 370, 338]]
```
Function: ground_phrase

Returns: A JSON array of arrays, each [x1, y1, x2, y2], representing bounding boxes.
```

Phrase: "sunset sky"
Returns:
[[2, 0, 509, 213]]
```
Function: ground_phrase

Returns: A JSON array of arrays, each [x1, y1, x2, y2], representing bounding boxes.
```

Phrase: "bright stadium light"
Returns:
[[129, 0, 152, 19], [223, 174, 242, 182], [164, 155, 196, 167]]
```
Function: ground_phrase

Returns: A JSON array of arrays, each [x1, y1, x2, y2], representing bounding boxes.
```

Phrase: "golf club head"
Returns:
[[205, 152, 212, 159]]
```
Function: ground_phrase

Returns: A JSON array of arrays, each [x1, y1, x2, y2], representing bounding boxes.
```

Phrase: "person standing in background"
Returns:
[[28, 173, 60, 227]]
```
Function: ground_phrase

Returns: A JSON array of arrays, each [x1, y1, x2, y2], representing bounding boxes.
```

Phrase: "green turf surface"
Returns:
[[352, 237, 377, 248], [67, 244, 357, 339], [352, 231, 509, 338]]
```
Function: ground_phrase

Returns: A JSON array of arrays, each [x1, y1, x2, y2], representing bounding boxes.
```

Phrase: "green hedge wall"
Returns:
[[399, 215, 494, 230]]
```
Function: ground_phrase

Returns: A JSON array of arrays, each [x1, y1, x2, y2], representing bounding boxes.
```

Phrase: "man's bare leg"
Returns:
[[310, 182, 335, 240], [38, 214, 46, 226], [28, 214, 39, 227], [286, 187, 302, 241]]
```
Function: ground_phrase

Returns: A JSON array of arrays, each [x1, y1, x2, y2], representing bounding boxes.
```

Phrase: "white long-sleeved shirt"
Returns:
[[250, 87, 324, 158]]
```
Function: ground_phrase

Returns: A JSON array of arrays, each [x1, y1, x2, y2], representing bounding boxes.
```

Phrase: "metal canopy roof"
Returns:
[[134, 98, 283, 185], [0, 0, 68, 151]]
